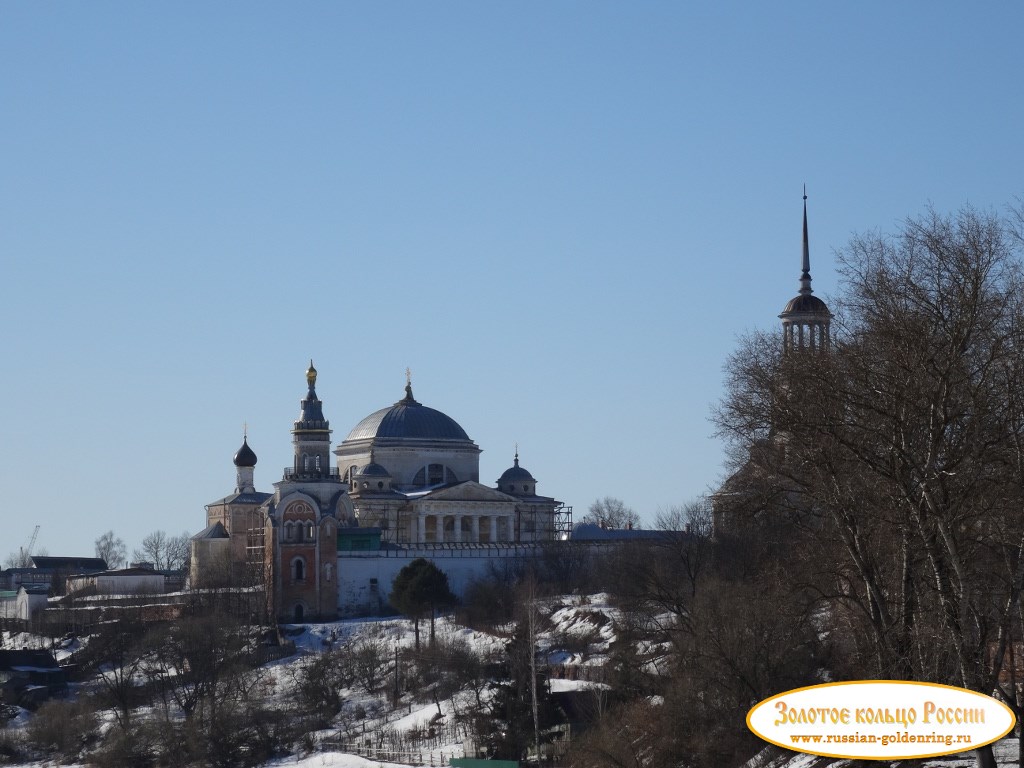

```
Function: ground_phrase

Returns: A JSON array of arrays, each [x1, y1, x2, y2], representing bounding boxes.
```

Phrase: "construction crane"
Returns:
[[19, 525, 40, 566]]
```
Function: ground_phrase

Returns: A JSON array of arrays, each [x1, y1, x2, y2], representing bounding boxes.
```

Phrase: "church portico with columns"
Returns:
[[408, 482, 521, 544]]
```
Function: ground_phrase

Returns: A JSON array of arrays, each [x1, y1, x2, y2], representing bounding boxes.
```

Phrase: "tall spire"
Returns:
[[800, 185, 813, 296], [780, 188, 832, 354]]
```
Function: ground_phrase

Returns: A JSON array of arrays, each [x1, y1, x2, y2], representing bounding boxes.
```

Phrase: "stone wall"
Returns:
[[336, 544, 543, 617]]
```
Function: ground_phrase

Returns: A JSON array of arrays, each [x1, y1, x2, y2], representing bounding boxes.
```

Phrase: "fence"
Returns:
[[324, 715, 471, 766]]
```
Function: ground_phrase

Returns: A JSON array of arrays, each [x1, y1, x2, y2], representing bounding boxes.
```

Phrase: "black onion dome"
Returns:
[[781, 293, 831, 315], [498, 455, 535, 484], [233, 437, 257, 467], [345, 384, 471, 441]]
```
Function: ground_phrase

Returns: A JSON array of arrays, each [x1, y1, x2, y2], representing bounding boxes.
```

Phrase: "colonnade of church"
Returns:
[[783, 321, 830, 352], [409, 512, 515, 544]]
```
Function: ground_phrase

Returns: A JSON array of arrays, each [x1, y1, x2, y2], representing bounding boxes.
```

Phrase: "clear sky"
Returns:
[[2, 3, 1022, 559]]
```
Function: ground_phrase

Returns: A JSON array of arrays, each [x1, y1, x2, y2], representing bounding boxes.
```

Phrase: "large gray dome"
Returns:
[[345, 385, 471, 442]]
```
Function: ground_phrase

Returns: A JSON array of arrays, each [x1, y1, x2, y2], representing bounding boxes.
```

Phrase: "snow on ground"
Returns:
[[0, 594, 634, 767], [13, 602, 1022, 768], [266, 754, 416, 768], [549, 677, 608, 693]]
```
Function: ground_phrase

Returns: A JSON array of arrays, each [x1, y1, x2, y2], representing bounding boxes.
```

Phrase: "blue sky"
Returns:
[[2, 3, 1022, 558]]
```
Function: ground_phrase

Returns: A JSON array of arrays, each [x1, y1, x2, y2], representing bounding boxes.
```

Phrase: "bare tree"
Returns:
[[351, 631, 390, 694], [583, 496, 640, 529], [89, 610, 147, 730], [133, 530, 190, 570], [144, 613, 246, 724], [715, 204, 1024, 768], [3, 546, 48, 569], [94, 530, 127, 569], [654, 495, 713, 536], [165, 531, 191, 571]]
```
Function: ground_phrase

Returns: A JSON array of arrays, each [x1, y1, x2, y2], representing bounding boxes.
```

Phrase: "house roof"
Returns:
[[30, 556, 108, 571], [0, 650, 59, 671], [569, 523, 673, 542], [207, 491, 272, 506], [192, 522, 230, 540]]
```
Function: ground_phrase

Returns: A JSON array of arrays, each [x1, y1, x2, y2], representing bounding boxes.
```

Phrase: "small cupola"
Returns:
[[497, 449, 537, 496], [355, 449, 392, 493], [233, 436, 257, 468], [233, 432, 257, 493]]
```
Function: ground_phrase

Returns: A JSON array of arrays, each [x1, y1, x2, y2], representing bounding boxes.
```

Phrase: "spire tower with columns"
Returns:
[[779, 188, 833, 353]]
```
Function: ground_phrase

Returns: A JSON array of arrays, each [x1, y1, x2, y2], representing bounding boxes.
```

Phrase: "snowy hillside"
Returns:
[[0, 593, 620, 768]]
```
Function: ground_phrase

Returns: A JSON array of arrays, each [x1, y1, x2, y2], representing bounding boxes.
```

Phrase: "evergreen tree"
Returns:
[[482, 616, 557, 761], [389, 558, 456, 650]]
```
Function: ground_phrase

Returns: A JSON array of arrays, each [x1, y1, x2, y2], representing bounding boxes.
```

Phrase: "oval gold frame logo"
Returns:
[[746, 681, 1015, 761]]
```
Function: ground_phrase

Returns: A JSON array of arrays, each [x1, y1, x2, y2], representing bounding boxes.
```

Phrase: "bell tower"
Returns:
[[779, 189, 833, 353], [290, 360, 332, 478]]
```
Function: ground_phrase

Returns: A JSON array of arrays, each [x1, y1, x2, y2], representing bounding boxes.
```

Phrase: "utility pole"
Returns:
[[393, 645, 400, 706], [528, 578, 540, 764]]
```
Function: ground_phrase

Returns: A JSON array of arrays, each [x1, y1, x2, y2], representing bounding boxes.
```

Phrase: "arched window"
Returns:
[[292, 557, 305, 582], [306, 522, 314, 540], [294, 604, 304, 621], [414, 465, 458, 487]]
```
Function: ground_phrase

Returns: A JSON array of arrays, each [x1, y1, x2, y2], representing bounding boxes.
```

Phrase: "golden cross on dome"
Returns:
[[405, 367, 412, 386]]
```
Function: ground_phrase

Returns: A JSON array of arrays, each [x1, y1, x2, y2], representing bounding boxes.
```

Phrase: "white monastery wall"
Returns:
[[337, 546, 534, 617]]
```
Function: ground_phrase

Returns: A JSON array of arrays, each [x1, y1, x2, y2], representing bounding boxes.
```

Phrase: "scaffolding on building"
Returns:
[[553, 503, 573, 540]]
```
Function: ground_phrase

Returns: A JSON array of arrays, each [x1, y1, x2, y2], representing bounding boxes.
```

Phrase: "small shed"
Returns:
[[15, 585, 49, 621], [0, 649, 67, 706]]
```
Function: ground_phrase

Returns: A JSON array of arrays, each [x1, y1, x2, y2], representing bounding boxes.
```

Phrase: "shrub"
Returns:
[[24, 697, 97, 760], [89, 720, 158, 768], [0, 726, 25, 765]]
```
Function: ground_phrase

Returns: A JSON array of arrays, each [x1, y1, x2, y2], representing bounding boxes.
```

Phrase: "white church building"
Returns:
[[192, 365, 571, 621]]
